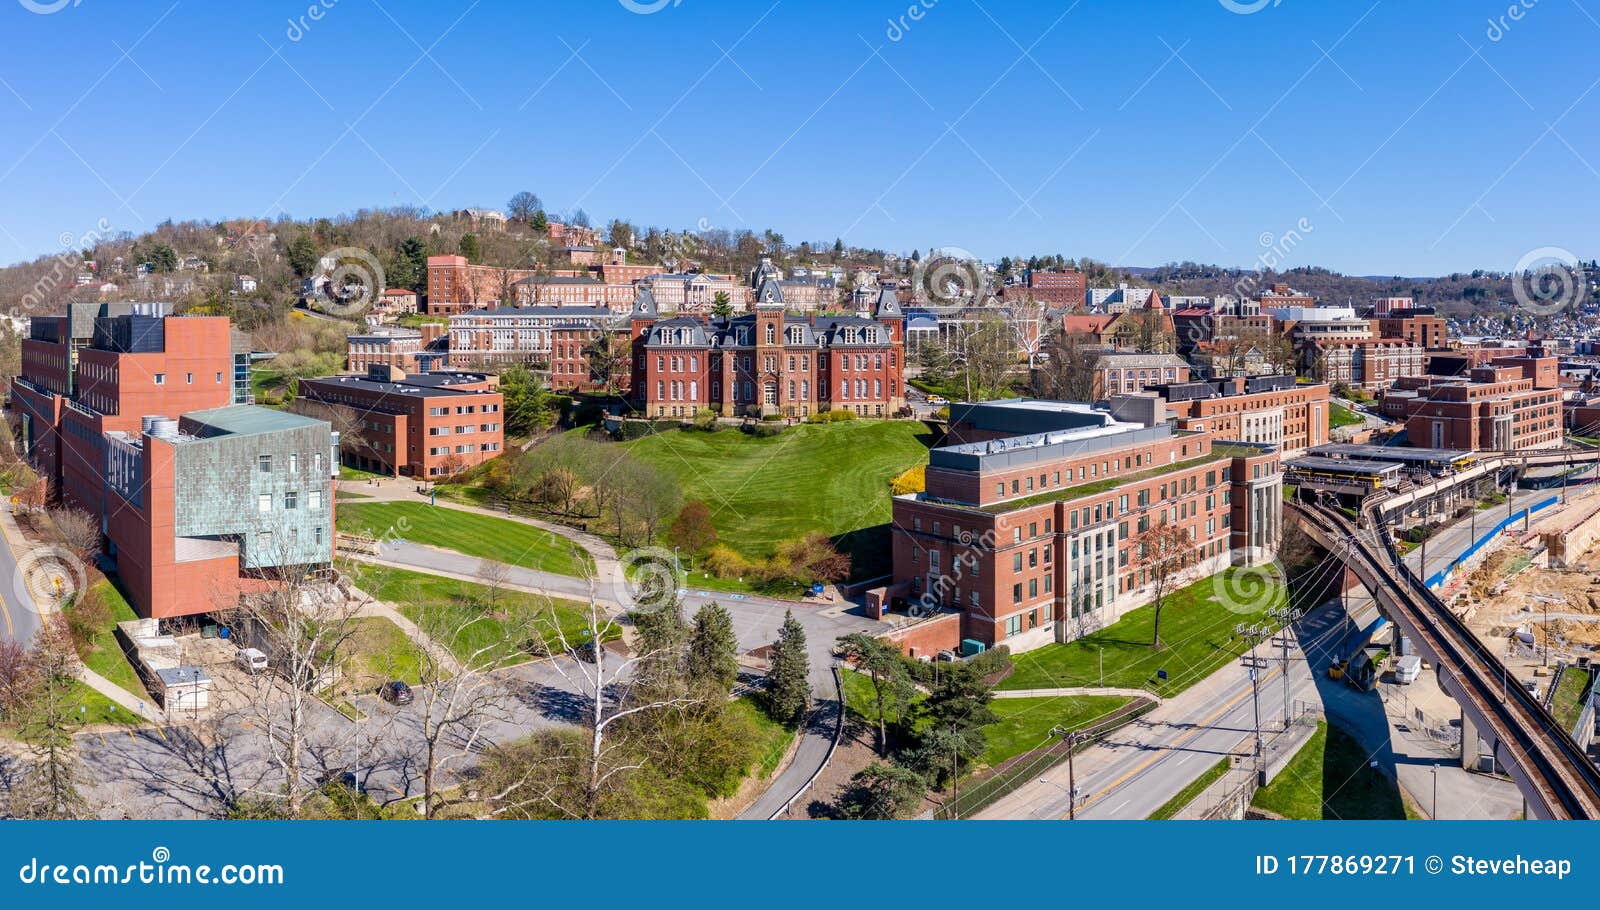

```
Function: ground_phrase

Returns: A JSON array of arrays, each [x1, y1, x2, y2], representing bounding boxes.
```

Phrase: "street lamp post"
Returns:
[[1236, 623, 1270, 783]]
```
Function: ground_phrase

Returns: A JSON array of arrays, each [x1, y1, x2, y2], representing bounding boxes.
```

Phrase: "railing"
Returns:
[[767, 665, 846, 820]]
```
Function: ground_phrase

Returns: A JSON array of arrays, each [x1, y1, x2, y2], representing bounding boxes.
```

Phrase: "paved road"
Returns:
[[979, 600, 1350, 820], [0, 509, 43, 648], [363, 541, 886, 817]]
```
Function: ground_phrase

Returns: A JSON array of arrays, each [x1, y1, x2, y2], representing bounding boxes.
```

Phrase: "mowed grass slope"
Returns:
[[1000, 568, 1286, 697], [623, 421, 931, 579], [335, 501, 593, 577]]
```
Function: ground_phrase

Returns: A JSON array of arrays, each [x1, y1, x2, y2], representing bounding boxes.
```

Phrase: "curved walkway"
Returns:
[[739, 667, 844, 820]]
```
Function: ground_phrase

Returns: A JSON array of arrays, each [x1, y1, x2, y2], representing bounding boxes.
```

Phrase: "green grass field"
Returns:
[[999, 568, 1286, 697], [1329, 402, 1364, 428], [729, 696, 798, 778], [65, 579, 152, 704], [1551, 666, 1593, 734], [342, 561, 610, 666], [623, 421, 931, 581], [982, 695, 1135, 767], [335, 501, 593, 577], [1250, 721, 1407, 820], [345, 615, 427, 690]]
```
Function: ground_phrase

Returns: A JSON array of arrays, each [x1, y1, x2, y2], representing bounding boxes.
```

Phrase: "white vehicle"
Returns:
[[234, 647, 268, 674], [1393, 655, 1422, 684]]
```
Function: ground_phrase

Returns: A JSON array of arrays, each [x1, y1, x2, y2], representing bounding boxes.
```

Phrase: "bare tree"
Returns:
[[509, 578, 700, 819], [1136, 521, 1197, 650], [1004, 296, 1051, 370], [476, 558, 513, 615], [383, 591, 528, 819], [46, 506, 101, 563], [227, 551, 366, 818]]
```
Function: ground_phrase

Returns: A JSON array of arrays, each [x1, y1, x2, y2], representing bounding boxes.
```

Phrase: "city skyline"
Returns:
[[1, 0, 1595, 276]]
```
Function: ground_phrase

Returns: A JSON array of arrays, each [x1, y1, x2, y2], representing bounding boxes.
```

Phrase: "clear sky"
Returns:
[[0, 0, 1595, 276]]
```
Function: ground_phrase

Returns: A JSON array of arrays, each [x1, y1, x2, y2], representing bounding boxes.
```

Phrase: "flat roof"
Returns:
[[1288, 456, 1403, 476], [182, 405, 326, 438], [301, 373, 493, 398], [1308, 443, 1475, 465]]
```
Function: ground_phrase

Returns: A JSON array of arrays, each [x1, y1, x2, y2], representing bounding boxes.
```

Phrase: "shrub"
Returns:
[[691, 409, 720, 432], [615, 419, 679, 440], [64, 585, 112, 650], [742, 422, 784, 438], [934, 406, 950, 421], [825, 409, 857, 422], [705, 544, 759, 581], [761, 413, 784, 422], [889, 464, 926, 495]]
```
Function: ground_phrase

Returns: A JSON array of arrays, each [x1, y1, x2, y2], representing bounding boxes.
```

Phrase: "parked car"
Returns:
[[378, 680, 413, 705], [234, 647, 268, 674]]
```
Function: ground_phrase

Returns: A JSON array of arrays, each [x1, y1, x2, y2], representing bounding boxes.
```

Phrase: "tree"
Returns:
[[498, 365, 555, 436], [583, 330, 626, 395], [230, 555, 366, 818], [1136, 520, 1198, 649], [908, 661, 998, 786], [285, 233, 319, 278], [391, 236, 429, 291], [530, 210, 549, 234], [765, 609, 810, 725], [631, 593, 689, 698], [507, 191, 543, 223], [1030, 330, 1098, 401], [948, 312, 1016, 401], [459, 233, 481, 262], [606, 219, 634, 250], [710, 290, 733, 320], [569, 208, 592, 229], [839, 632, 914, 756], [387, 593, 526, 819], [1005, 297, 1051, 370], [835, 763, 926, 819], [12, 616, 89, 819], [668, 501, 718, 557], [686, 601, 739, 693], [148, 243, 178, 273], [47, 506, 100, 562]]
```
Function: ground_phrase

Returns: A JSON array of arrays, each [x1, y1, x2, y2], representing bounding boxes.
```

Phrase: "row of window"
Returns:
[[258, 452, 323, 474], [257, 489, 324, 513]]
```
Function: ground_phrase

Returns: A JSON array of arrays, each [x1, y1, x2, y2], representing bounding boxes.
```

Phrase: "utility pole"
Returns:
[[1268, 606, 1303, 730], [1236, 623, 1270, 785], [1051, 725, 1084, 820]]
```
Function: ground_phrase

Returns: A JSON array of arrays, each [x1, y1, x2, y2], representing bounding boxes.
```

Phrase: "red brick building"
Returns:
[[296, 367, 504, 478], [12, 304, 336, 620], [1020, 268, 1086, 306], [1395, 358, 1562, 451], [886, 400, 1282, 653], [1110, 374, 1331, 454], [632, 281, 906, 418], [346, 324, 447, 373]]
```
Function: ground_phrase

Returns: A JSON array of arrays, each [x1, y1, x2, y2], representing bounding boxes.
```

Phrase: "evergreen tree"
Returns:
[[459, 233, 481, 262], [395, 236, 429, 291], [907, 662, 998, 786], [531, 210, 550, 233], [765, 609, 810, 725], [285, 233, 320, 278], [711, 291, 733, 320], [633, 594, 689, 695], [835, 763, 926, 819], [840, 632, 914, 756], [686, 602, 739, 693]]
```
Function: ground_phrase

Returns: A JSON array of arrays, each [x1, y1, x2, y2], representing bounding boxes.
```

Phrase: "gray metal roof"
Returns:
[[181, 405, 327, 438]]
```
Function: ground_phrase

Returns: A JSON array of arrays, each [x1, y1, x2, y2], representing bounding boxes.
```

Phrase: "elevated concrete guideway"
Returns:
[[1293, 501, 1600, 819]]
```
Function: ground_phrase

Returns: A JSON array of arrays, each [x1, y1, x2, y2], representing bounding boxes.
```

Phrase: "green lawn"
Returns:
[[342, 561, 611, 666], [983, 451, 1226, 514], [999, 568, 1287, 697], [69, 681, 140, 726], [1329, 402, 1363, 428], [344, 615, 427, 690], [65, 579, 152, 704], [1148, 757, 1230, 819], [338, 464, 390, 481], [1250, 721, 1407, 820], [335, 501, 593, 577], [982, 695, 1135, 767], [624, 421, 931, 581], [729, 696, 797, 778], [1550, 667, 1593, 734]]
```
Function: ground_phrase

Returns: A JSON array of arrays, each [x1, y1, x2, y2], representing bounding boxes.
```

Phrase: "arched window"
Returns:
[[765, 323, 775, 344]]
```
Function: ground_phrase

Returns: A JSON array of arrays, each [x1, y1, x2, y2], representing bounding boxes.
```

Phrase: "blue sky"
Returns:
[[0, 0, 1596, 276]]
